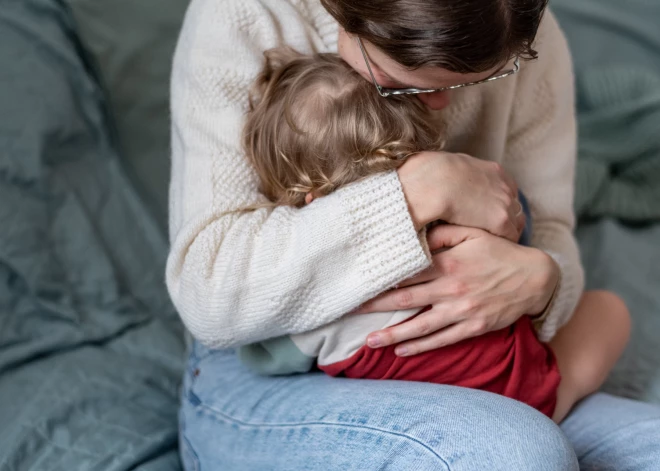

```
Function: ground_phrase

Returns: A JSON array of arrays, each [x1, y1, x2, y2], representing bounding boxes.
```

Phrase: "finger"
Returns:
[[509, 218, 523, 242], [511, 197, 528, 241], [366, 307, 459, 348], [497, 166, 518, 198], [515, 212, 526, 240], [393, 320, 481, 356], [426, 224, 485, 252], [354, 281, 439, 314], [396, 245, 463, 288], [504, 174, 518, 198], [516, 209, 527, 235], [480, 194, 519, 241], [499, 207, 520, 242], [503, 198, 524, 242], [503, 218, 521, 242], [395, 270, 436, 288]]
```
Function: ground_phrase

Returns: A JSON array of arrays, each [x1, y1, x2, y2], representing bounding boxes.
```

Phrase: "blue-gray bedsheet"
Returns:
[[0, 1, 184, 469], [553, 0, 660, 402]]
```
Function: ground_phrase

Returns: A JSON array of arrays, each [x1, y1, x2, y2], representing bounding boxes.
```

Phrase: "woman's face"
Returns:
[[338, 29, 508, 110]]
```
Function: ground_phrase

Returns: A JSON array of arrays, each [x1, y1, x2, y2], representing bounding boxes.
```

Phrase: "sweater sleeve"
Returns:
[[166, 0, 430, 348], [506, 11, 585, 342]]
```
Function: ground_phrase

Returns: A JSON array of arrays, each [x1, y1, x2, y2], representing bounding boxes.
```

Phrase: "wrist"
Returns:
[[397, 167, 449, 231], [396, 168, 425, 231], [529, 250, 561, 316]]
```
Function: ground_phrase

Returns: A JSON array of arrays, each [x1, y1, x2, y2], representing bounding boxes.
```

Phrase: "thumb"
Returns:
[[426, 224, 486, 252]]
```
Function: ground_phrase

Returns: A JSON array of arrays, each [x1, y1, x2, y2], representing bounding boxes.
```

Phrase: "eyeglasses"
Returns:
[[356, 37, 520, 98]]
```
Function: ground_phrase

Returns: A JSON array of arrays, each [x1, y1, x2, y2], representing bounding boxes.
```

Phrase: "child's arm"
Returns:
[[167, 0, 430, 348]]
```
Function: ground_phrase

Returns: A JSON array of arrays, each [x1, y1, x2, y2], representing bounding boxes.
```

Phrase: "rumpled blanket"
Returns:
[[0, 0, 184, 469], [554, 0, 660, 220]]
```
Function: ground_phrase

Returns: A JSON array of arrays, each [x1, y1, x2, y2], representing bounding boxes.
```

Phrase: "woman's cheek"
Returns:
[[418, 91, 451, 110]]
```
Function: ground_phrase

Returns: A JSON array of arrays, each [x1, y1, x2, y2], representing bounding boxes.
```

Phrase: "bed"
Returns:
[[0, 0, 658, 468]]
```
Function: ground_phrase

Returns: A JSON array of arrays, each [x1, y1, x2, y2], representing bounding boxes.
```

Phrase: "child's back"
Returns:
[[238, 47, 559, 418]]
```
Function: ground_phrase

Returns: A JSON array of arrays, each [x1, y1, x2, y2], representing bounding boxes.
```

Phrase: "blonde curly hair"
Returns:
[[242, 47, 445, 208]]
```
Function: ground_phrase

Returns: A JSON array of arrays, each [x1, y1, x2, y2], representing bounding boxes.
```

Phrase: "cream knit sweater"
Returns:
[[167, 0, 584, 348]]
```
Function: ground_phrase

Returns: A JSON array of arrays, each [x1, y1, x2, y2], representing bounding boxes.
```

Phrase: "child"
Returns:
[[238, 47, 630, 423]]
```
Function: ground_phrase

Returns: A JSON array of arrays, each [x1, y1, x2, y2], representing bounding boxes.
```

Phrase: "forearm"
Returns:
[[167, 172, 430, 348], [167, 0, 430, 348], [530, 220, 584, 341]]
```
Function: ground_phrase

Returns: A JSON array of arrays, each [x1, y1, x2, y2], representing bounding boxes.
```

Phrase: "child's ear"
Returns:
[[304, 190, 323, 205]]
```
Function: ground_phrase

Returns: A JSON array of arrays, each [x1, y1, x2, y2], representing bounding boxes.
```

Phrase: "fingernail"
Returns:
[[395, 346, 409, 356], [367, 335, 381, 348]]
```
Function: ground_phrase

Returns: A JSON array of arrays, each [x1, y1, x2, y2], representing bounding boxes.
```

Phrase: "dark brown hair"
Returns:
[[242, 47, 444, 208], [322, 0, 549, 73]]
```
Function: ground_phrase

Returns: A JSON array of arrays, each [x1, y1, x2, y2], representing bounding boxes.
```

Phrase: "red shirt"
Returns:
[[319, 308, 560, 417]]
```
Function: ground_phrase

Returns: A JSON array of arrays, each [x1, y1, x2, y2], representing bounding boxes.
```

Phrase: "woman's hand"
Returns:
[[397, 151, 525, 241], [354, 225, 560, 356]]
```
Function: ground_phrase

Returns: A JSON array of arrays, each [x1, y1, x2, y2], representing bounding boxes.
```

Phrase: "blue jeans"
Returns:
[[180, 342, 660, 470]]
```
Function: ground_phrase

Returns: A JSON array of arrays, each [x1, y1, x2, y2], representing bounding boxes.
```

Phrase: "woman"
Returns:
[[169, 0, 660, 469]]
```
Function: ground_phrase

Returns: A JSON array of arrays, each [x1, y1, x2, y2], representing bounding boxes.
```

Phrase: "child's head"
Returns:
[[243, 47, 444, 207]]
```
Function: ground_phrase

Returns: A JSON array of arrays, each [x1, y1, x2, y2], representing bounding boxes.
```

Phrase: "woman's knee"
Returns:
[[437, 396, 578, 471], [504, 409, 578, 471]]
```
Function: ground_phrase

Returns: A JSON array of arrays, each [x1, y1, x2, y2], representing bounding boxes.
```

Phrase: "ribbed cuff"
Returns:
[[337, 171, 431, 300], [531, 273, 560, 334], [535, 249, 582, 342]]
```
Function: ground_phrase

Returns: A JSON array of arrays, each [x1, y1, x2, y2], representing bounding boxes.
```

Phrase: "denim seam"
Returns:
[[180, 409, 201, 471], [180, 432, 201, 471], [194, 400, 451, 470]]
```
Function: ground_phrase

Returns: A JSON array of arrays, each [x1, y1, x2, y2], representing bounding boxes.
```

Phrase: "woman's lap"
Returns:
[[180, 343, 660, 471], [180, 342, 578, 470]]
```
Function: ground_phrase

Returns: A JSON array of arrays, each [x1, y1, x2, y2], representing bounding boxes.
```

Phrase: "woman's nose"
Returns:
[[417, 91, 450, 110]]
